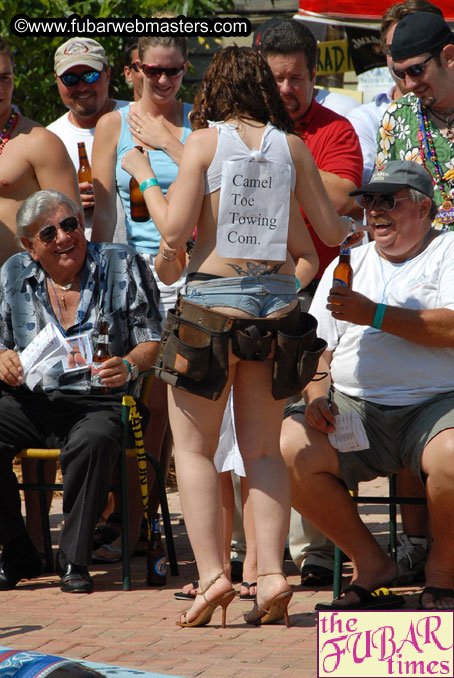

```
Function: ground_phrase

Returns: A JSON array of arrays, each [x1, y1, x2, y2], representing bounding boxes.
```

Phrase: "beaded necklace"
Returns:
[[417, 101, 454, 207], [0, 109, 19, 156], [417, 102, 454, 229]]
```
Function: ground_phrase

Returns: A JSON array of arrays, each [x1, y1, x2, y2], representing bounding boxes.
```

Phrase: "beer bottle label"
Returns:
[[333, 278, 348, 288], [90, 364, 104, 388], [154, 556, 166, 576]]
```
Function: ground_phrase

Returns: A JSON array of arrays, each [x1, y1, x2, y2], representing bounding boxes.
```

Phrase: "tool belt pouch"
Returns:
[[272, 311, 327, 400], [156, 302, 231, 401], [232, 325, 273, 361]]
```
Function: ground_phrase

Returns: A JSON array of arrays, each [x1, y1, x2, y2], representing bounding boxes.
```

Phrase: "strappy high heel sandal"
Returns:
[[176, 571, 236, 628], [244, 572, 293, 627]]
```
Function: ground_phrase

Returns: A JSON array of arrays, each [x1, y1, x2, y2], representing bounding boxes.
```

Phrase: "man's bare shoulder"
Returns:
[[13, 117, 69, 156], [16, 115, 43, 133]]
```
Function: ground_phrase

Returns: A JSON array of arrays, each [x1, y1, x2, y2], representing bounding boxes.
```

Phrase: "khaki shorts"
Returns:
[[284, 390, 454, 491]]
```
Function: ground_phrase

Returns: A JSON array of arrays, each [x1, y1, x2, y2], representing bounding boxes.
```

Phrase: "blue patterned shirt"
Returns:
[[0, 242, 161, 391]]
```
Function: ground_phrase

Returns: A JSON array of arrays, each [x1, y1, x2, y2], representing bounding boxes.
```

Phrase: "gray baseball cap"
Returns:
[[54, 38, 107, 76], [350, 161, 434, 198]]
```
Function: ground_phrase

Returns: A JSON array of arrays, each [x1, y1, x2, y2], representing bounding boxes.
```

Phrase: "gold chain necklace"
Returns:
[[48, 277, 75, 311]]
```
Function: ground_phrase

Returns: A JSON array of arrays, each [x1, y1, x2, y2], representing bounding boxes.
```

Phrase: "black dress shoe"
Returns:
[[300, 564, 334, 587], [57, 551, 93, 593], [0, 534, 42, 590]]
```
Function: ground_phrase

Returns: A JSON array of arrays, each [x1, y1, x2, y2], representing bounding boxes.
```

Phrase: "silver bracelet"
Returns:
[[160, 251, 177, 262]]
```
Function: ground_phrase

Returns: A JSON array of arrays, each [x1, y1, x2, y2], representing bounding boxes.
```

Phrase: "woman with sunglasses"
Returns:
[[91, 34, 190, 269], [90, 35, 191, 562], [121, 46, 353, 628]]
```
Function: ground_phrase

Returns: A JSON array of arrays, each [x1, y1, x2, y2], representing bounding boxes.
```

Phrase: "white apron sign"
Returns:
[[216, 158, 291, 261]]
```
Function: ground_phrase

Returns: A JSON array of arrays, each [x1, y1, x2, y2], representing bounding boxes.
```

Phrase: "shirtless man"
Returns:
[[0, 38, 80, 264]]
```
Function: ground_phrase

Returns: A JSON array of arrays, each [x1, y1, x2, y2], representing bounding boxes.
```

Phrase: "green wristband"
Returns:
[[139, 177, 159, 193], [372, 303, 386, 330]]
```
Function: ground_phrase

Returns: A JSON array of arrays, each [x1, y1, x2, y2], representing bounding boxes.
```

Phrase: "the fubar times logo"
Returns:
[[317, 611, 453, 677]]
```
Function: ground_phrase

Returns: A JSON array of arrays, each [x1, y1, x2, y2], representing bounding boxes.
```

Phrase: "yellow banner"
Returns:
[[317, 40, 353, 75]]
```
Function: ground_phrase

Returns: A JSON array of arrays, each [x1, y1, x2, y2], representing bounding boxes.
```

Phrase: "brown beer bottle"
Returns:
[[333, 242, 353, 304], [77, 142, 92, 183], [332, 242, 353, 295], [91, 320, 111, 391], [129, 146, 149, 222], [146, 513, 167, 586]]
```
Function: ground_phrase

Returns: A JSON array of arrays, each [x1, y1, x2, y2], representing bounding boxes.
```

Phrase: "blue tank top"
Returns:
[[115, 102, 192, 254]]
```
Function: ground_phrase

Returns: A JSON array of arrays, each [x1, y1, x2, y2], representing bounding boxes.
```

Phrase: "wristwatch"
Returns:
[[122, 358, 139, 382]]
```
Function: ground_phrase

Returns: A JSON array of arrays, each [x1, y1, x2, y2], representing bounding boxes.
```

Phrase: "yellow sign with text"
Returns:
[[317, 40, 353, 75]]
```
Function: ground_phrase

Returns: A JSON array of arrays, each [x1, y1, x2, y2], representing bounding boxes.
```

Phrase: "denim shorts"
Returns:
[[182, 274, 297, 317]]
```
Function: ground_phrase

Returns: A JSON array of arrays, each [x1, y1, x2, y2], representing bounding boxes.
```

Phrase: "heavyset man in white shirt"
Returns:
[[281, 161, 454, 611]]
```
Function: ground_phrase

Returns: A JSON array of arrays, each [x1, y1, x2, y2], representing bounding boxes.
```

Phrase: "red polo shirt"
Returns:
[[294, 98, 363, 278]]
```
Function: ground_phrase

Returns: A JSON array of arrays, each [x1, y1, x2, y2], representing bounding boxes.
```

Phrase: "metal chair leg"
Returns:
[[333, 544, 342, 599], [145, 451, 179, 576], [389, 475, 397, 560], [37, 460, 55, 572]]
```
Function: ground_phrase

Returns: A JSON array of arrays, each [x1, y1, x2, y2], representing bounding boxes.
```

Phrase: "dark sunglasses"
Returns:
[[37, 216, 79, 244], [140, 63, 185, 79], [359, 194, 409, 211], [392, 54, 433, 80], [60, 70, 101, 87], [129, 62, 140, 72]]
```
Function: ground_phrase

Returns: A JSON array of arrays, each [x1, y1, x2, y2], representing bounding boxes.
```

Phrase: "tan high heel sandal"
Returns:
[[244, 572, 293, 627], [176, 571, 236, 628]]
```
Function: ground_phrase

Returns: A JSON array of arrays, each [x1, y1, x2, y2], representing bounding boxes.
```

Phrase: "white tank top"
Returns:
[[205, 122, 296, 195]]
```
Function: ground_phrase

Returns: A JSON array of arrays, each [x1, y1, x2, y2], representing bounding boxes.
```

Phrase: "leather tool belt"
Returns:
[[155, 297, 327, 400]]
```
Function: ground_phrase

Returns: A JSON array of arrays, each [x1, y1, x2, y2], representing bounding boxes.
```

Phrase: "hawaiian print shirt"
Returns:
[[376, 93, 454, 227], [0, 242, 161, 392]]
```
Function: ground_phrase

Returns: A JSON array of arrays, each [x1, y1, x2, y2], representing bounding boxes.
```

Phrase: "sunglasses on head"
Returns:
[[59, 70, 101, 87], [140, 63, 185, 79], [37, 216, 79, 244], [392, 54, 433, 80], [359, 194, 410, 211]]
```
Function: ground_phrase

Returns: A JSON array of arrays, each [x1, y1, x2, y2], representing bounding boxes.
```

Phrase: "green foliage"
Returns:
[[0, 0, 233, 125]]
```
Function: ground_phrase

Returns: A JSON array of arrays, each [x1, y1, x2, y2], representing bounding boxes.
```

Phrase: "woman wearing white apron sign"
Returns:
[[122, 46, 353, 628]]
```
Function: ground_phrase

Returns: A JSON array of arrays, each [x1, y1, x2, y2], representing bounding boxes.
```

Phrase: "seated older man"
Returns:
[[281, 161, 454, 611], [0, 190, 161, 593]]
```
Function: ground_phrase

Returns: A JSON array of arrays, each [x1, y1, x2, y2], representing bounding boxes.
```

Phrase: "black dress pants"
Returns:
[[0, 389, 122, 565]]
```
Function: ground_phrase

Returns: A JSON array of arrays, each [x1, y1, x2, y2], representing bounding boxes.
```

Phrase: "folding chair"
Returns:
[[333, 474, 427, 597], [17, 372, 178, 591]]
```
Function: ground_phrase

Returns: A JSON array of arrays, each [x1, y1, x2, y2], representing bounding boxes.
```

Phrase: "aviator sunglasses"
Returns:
[[359, 194, 409, 211], [59, 70, 101, 87], [37, 216, 79, 244], [140, 63, 185, 79], [392, 54, 433, 80]]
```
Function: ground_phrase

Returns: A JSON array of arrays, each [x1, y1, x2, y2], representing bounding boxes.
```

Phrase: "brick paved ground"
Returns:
[[0, 477, 422, 678]]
